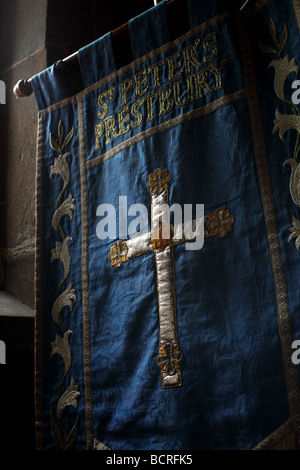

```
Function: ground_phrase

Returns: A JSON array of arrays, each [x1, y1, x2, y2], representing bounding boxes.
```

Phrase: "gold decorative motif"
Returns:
[[48, 121, 80, 450], [93, 438, 111, 451], [283, 159, 300, 206], [204, 208, 235, 238], [51, 282, 76, 332], [87, 90, 247, 170], [261, 18, 300, 253], [50, 331, 73, 376], [50, 119, 74, 154], [108, 240, 128, 267], [50, 153, 71, 192], [52, 193, 76, 233], [57, 377, 80, 420], [146, 168, 171, 196], [288, 216, 300, 249], [156, 343, 183, 375], [268, 55, 298, 102], [274, 111, 300, 140], [51, 237, 72, 283]]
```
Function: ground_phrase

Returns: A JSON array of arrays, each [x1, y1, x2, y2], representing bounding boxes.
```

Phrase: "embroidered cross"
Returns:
[[156, 343, 183, 376], [108, 169, 234, 388], [108, 240, 128, 268]]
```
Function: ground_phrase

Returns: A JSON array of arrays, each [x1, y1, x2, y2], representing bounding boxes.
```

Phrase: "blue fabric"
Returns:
[[188, 0, 242, 29], [33, 0, 300, 451], [31, 63, 71, 110], [128, 2, 170, 59], [78, 32, 116, 88]]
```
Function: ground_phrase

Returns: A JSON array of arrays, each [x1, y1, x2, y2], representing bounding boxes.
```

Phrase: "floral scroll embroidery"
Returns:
[[48, 120, 80, 449], [260, 18, 300, 248]]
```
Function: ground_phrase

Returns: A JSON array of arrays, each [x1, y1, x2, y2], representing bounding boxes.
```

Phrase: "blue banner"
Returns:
[[32, 0, 300, 450]]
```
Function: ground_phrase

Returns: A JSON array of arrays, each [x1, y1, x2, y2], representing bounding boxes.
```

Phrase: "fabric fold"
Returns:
[[128, 1, 170, 59], [31, 62, 71, 111], [78, 31, 116, 88]]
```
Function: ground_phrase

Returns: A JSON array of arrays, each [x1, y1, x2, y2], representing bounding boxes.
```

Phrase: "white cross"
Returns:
[[108, 168, 234, 388]]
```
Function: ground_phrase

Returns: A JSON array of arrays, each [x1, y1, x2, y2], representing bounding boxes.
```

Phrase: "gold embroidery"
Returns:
[[93, 438, 111, 450], [283, 159, 300, 206], [88, 90, 247, 170], [147, 168, 171, 196], [158, 87, 174, 117], [117, 106, 131, 136], [130, 98, 145, 129], [94, 59, 230, 150], [57, 377, 80, 420], [48, 121, 80, 450], [134, 69, 149, 99], [288, 216, 300, 249], [108, 240, 128, 267], [148, 60, 165, 89], [51, 237, 72, 283], [120, 79, 133, 106], [203, 32, 218, 63], [34, 112, 46, 449], [52, 193, 76, 233], [78, 98, 94, 450], [50, 331, 73, 376], [49, 120, 74, 154], [156, 343, 183, 374], [97, 87, 115, 119], [274, 111, 300, 140], [51, 282, 76, 331], [182, 42, 203, 75], [145, 91, 159, 121], [269, 56, 297, 102], [204, 208, 235, 238], [50, 152, 71, 192], [95, 122, 105, 150], [260, 19, 300, 252], [104, 115, 119, 144], [167, 52, 183, 82]]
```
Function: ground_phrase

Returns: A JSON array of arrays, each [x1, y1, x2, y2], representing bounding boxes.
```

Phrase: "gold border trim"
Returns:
[[34, 112, 45, 449], [87, 89, 247, 170], [78, 97, 94, 450], [253, 418, 294, 449], [238, 16, 300, 445]]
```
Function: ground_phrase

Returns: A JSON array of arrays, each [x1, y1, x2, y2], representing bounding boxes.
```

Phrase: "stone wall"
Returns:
[[0, 0, 48, 307]]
